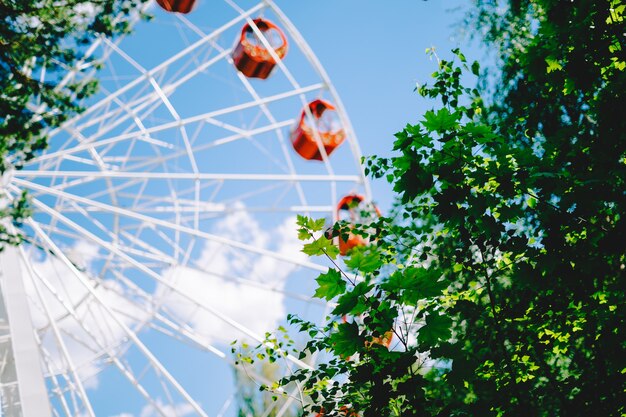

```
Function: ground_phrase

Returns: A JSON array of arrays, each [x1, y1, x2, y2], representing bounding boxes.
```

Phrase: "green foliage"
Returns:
[[0, 190, 31, 247], [231, 335, 300, 417], [416, 313, 452, 348], [314, 269, 346, 301], [343, 247, 381, 274], [302, 235, 340, 260], [0, 0, 148, 247], [237, 1, 625, 415]]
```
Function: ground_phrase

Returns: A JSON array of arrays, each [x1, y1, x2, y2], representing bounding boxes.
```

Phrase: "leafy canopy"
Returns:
[[236, 0, 625, 415]]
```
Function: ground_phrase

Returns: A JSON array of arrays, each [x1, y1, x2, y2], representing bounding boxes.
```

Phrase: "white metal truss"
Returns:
[[0, 0, 371, 415]]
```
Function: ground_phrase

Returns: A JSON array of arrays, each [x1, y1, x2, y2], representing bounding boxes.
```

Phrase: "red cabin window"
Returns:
[[156, 0, 196, 13], [335, 194, 380, 256], [291, 99, 345, 161], [232, 18, 288, 79]]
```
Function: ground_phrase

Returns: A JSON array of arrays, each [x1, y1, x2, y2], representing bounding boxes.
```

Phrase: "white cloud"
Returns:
[[156, 206, 306, 344], [109, 399, 196, 417], [140, 399, 195, 417]]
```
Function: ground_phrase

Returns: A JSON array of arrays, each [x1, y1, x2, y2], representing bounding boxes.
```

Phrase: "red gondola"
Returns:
[[291, 99, 345, 161], [232, 18, 288, 79], [156, 0, 196, 13], [335, 194, 380, 256]]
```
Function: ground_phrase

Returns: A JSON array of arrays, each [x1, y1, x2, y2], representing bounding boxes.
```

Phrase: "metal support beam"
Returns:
[[0, 245, 53, 417]]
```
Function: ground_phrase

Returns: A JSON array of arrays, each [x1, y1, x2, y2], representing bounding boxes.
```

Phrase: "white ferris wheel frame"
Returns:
[[0, 1, 372, 416]]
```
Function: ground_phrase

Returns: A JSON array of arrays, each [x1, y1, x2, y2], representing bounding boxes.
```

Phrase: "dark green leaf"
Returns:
[[332, 282, 373, 317], [329, 321, 362, 358], [417, 313, 452, 347]]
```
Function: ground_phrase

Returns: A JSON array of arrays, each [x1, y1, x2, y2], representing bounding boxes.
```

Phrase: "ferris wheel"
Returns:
[[0, 0, 371, 416]]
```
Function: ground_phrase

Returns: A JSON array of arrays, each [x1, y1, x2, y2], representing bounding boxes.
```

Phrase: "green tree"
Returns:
[[241, 1, 625, 415], [0, 0, 146, 246]]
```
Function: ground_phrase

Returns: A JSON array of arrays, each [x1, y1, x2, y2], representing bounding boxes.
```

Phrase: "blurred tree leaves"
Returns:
[[0, 0, 148, 247]]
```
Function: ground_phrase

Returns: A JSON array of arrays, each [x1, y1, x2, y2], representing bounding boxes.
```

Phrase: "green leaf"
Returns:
[[330, 321, 362, 358], [417, 313, 452, 347], [344, 247, 382, 274], [382, 267, 447, 304], [297, 228, 311, 241], [311, 218, 327, 232], [302, 235, 340, 259], [545, 57, 563, 73], [332, 282, 373, 317], [471, 61, 480, 76], [422, 108, 459, 133], [296, 214, 308, 227], [313, 269, 346, 301], [463, 122, 496, 143], [296, 215, 327, 233]]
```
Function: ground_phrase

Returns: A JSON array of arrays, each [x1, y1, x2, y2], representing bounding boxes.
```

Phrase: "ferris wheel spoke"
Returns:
[[15, 178, 328, 271], [47, 201, 173, 264], [48, 36, 236, 165], [50, 130, 124, 237], [27, 82, 322, 167], [23, 248, 168, 416], [177, 14, 305, 183], [105, 276, 227, 361], [118, 229, 178, 264], [35, 335, 89, 417], [26, 218, 211, 417], [27, 197, 315, 377], [35, 220, 174, 272], [37, 108, 290, 173], [78, 86, 173, 168], [173, 205, 333, 225], [52, 2, 265, 137], [147, 313, 283, 392], [103, 268, 245, 366], [146, 71, 201, 175], [23, 194, 318, 347], [215, 394, 235, 417], [40, 50, 233, 173], [147, 307, 293, 390], [65, 85, 163, 152], [104, 227, 326, 308], [56, 256, 280, 416], [36, 342, 74, 417], [22, 197, 163, 279], [16, 170, 360, 183]]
